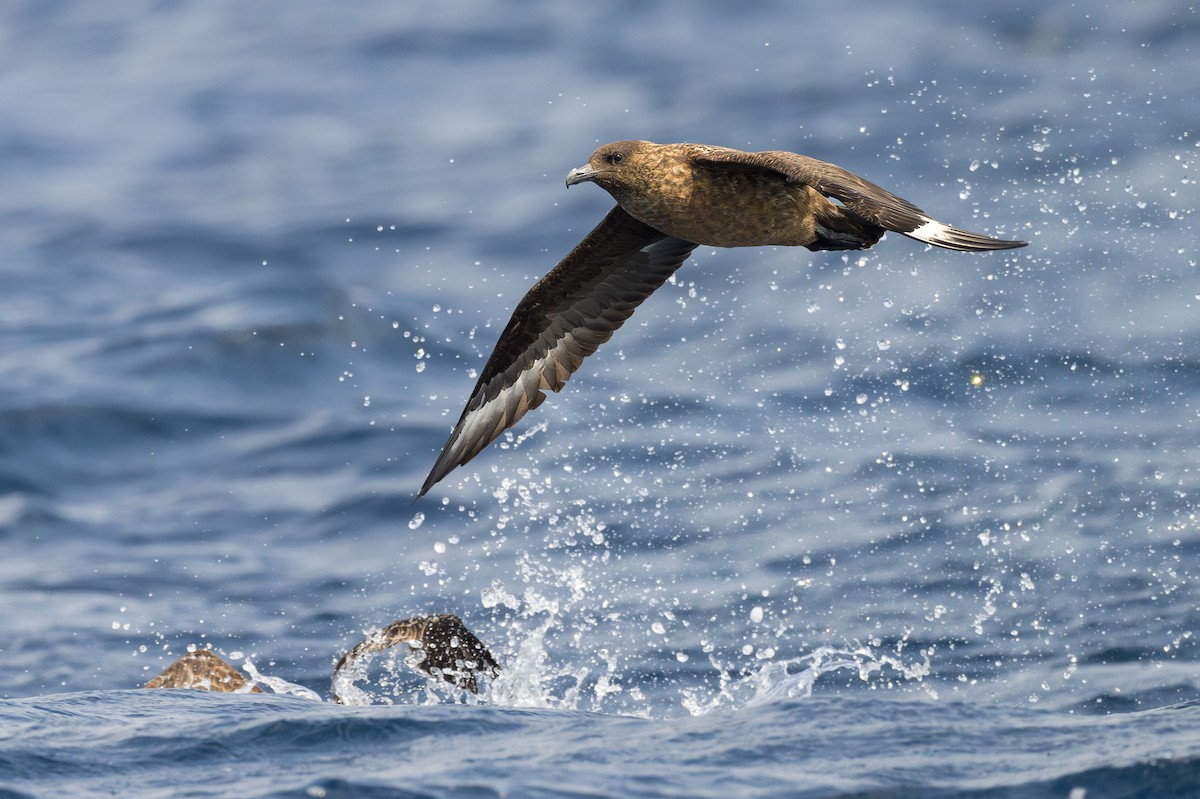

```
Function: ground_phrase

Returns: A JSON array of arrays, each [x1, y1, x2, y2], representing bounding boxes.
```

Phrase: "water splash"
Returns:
[[242, 657, 323, 702], [680, 638, 936, 716]]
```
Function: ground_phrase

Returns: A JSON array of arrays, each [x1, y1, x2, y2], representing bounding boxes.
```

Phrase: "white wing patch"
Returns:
[[901, 216, 1025, 252], [905, 217, 948, 244]]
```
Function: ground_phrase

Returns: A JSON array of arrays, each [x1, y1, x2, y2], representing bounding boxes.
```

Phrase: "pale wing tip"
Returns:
[[417, 442, 461, 498], [417, 394, 513, 498], [416, 465, 440, 499], [905, 218, 1028, 252], [418, 399, 501, 499], [417, 357, 554, 498]]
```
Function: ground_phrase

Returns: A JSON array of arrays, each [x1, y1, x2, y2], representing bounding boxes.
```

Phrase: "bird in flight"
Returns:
[[418, 140, 1027, 497]]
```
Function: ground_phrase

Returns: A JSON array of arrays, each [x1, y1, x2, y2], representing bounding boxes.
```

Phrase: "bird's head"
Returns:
[[565, 140, 656, 195]]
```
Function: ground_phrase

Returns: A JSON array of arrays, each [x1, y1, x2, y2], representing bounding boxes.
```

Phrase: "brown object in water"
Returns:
[[143, 649, 262, 693], [334, 614, 500, 702], [418, 140, 1027, 496]]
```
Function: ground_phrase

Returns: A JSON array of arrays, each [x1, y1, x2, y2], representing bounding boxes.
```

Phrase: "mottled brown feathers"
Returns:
[[418, 141, 1027, 496], [333, 614, 500, 700], [143, 615, 500, 701], [143, 649, 262, 693]]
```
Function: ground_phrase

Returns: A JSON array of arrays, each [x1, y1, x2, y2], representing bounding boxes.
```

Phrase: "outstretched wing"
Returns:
[[692, 146, 1027, 251], [418, 207, 697, 497], [333, 614, 499, 698]]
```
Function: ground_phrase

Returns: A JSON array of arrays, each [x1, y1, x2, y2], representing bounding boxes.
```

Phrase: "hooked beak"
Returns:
[[565, 164, 597, 187]]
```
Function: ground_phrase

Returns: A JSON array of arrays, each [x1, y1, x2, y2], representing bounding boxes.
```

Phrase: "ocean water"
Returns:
[[2, 1, 1198, 797]]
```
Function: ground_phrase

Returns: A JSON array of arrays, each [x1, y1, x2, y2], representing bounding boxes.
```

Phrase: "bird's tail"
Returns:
[[810, 204, 1027, 253]]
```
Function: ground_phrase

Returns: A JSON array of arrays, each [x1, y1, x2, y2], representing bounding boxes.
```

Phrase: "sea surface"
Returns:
[[2, 1, 1198, 797]]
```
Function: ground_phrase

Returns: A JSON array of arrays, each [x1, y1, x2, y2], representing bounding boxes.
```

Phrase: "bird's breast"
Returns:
[[623, 168, 820, 248]]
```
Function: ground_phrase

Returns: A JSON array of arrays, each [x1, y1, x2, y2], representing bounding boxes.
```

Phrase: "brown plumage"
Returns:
[[143, 649, 262, 693], [332, 614, 500, 701], [140, 616, 498, 701], [418, 140, 1027, 496]]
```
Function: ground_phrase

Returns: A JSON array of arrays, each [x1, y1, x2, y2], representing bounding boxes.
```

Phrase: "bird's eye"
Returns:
[[609, 152, 624, 164]]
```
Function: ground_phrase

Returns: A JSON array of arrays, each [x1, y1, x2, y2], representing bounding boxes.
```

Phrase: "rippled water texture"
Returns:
[[2, 1, 1198, 797]]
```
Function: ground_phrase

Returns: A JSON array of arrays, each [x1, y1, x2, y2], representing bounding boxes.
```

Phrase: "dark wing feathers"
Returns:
[[418, 207, 697, 496], [418, 146, 1023, 496], [692, 148, 1027, 251]]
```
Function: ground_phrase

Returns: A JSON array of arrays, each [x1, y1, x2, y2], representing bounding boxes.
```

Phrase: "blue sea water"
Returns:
[[2, 1, 1199, 796]]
